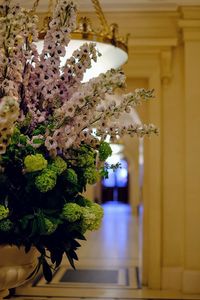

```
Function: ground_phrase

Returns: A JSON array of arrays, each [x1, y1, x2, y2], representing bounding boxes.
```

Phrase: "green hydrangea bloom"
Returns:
[[44, 218, 58, 235], [84, 168, 100, 184], [0, 205, 9, 220], [50, 156, 67, 175], [62, 203, 82, 222], [99, 142, 112, 161], [0, 219, 13, 232], [78, 153, 95, 167], [66, 169, 78, 184], [24, 154, 47, 172], [81, 208, 96, 233], [35, 169, 57, 193], [81, 203, 104, 232]]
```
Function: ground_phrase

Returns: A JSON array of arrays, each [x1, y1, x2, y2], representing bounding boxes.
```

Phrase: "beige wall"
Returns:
[[122, 6, 200, 294]]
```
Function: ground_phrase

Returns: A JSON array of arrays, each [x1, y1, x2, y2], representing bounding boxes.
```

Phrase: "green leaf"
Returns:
[[32, 125, 46, 135], [75, 232, 86, 241], [69, 249, 78, 261], [51, 252, 56, 264], [65, 251, 76, 270], [71, 240, 81, 248], [37, 215, 46, 234], [29, 218, 38, 237], [36, 246, 46, 256], [50, 251, 63, 268], [19, 135, 27, 145], [32, 138, 44, 145], [55, 252, 63, 268], [42, 259, 53, 282], [20, 218, 29, 230]]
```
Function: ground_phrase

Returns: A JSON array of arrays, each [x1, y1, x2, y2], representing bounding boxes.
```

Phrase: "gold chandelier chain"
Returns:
[[31, 0, 110, 33], [31, 0, 40, 13], [47, 0, 54, 16], [91, 0, 109, 33], [31, 0, 54, 15]]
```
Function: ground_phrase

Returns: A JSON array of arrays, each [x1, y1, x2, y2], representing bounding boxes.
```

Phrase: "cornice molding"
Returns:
[[179, 8, 200, 40], [180, 6, 200, 19], [179, 20, 200, 27], [19, 1, 200, 13]]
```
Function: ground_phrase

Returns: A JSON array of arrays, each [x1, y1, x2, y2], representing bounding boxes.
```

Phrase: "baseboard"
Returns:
[[182, 270, 200, 294], [162, 267, 200, 294]]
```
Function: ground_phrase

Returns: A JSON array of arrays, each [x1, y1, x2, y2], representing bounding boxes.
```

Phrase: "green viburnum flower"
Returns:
[[35, 169, 57, 193], [99, 142, 112, 161], [44, 218, 58, 235], [24, 154, 47, 172], [0, 219, 13, 232], [62, 203, 82, 222], [81, 203, 104, 232], [50, 156, 67, 175], [65, 168, 78, 184], [77, 153, 95, 167], [0, 205, 9, 220], [84, 168, 100, 184]]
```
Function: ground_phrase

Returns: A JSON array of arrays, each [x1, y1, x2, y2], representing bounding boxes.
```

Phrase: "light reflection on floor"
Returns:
[[101, 201, 137, 259], [78, 201, 139, 265]]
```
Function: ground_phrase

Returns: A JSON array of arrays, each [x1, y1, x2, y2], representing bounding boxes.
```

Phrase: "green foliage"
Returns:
[[65, 168, 78, 184], [0, 131, 105, 283], [77, 145, 96, 167], [99, 141, 112, 161], [0, 128, 35, 169], [75, 195, 93, 207], [100, 162, 121, 178], [32, 125, 47, 136], [84, 168, 100, 184]]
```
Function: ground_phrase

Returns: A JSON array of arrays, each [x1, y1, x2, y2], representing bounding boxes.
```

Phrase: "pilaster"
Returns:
[[179, 9, 200, 294]]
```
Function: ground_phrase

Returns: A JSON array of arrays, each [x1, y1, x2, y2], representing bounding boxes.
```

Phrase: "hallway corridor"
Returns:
[[12, 203, 200, 300]]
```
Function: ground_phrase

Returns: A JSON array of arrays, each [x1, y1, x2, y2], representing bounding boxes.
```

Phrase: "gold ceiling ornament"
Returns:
[[32, 0, 129, 81], [72, 0, 129, 54]]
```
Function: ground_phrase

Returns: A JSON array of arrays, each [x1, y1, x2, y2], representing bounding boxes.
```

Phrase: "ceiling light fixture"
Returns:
[[32, 0, 129, 82]]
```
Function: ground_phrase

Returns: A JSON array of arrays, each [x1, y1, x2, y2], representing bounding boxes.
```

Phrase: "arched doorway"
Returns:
[[101, 157, 129, 204]]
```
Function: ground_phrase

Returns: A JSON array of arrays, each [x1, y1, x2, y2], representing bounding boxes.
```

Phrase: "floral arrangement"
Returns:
[[0, 0, 157, 282]]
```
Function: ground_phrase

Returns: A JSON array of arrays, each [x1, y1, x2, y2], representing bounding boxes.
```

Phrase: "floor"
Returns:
[[11, 202, 200, 300]]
